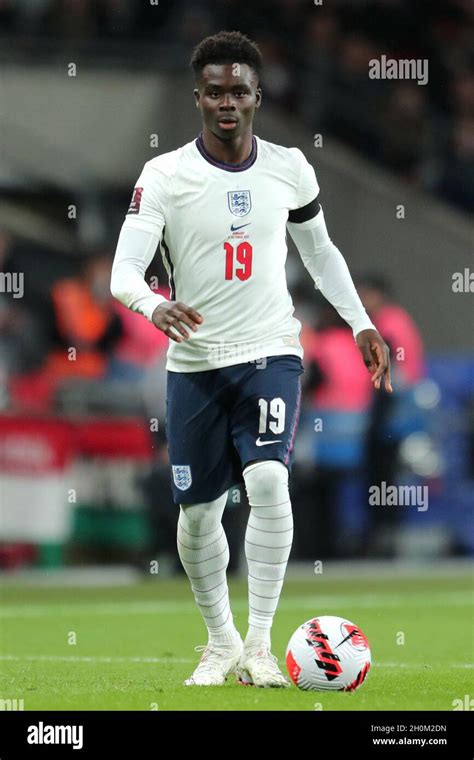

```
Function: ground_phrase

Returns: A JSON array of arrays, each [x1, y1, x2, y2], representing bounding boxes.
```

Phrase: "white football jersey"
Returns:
[[121, 134, 319, 372]]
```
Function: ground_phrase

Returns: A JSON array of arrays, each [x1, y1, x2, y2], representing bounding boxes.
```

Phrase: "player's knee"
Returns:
[[179, 491, 228, 530], [243, 459, 289, 507]]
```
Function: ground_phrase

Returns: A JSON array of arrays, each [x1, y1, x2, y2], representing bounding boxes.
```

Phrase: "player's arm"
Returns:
[[110, 226, 203, 343], [110, 165, 203, 343], [287, 201, 392, 392]]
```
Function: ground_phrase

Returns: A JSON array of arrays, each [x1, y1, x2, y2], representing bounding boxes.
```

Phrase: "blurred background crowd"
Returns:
[[1, 0, 473, 211], [0, 0, 472, 573]]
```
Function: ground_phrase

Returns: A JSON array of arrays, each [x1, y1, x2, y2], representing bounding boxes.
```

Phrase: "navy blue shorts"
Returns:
[[166, 355, 304, 504]]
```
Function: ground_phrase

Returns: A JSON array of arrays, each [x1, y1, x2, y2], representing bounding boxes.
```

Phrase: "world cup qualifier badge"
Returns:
[[172, 465, 192, 491], [127, 186, 143, 215]]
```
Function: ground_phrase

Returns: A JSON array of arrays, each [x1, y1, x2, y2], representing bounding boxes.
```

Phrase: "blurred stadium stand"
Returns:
[[0, 0, 472, 571]]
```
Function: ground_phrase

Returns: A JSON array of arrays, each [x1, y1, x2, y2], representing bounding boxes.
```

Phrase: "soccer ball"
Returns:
[[285, 615, 371, 691]]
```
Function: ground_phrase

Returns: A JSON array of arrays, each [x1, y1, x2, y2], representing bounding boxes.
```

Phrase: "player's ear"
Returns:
[[255, 88, 262, 109], [193, 88, 200, 107]]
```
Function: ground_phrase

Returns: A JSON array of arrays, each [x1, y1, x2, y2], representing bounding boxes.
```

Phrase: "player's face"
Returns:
[[194, 63, 262, 140]]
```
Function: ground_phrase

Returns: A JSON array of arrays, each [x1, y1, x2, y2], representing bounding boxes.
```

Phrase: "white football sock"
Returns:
[[243, 460, 293, 650], [177, 492, 240, 645]]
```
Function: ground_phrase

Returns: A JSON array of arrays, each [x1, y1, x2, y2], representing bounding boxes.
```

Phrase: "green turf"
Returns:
[[0, 573, 472, 710]]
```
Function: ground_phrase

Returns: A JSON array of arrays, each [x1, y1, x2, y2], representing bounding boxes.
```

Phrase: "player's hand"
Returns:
[[356, 329, 393, 392], [151, 301, 204, 343]]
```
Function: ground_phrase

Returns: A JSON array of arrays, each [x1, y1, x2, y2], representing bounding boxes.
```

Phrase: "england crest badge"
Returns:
[[228, 190, 252, 217], [172, 465, 192, 491]]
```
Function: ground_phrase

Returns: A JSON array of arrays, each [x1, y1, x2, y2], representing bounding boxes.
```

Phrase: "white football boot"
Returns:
[[236, 646, 290, 688], [184, 637, 244, 686]]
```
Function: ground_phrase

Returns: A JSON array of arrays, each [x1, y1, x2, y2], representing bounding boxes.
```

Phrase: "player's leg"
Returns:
[[237, 459, 292, 687], [166, 368, 243, 685], [178, 492, 243, 686], [228, 354, 303, 687]]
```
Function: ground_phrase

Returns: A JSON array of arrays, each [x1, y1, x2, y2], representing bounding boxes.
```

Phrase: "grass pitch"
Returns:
[[0, 571, 472, 711]]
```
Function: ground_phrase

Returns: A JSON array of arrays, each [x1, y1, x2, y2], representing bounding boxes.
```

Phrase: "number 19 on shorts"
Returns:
[[258, 398, 286, 434]]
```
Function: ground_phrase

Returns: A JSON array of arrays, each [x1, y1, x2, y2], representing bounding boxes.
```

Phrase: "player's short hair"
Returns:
[[190, 31, 263, 84]]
